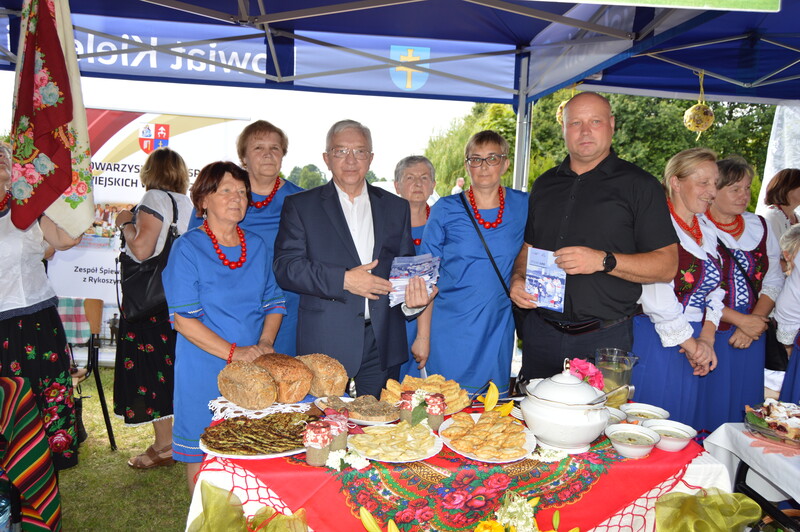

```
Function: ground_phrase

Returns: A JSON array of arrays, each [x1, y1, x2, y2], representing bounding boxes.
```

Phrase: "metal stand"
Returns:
[[88, 334, 117, 451], [734, 461, 799, 531]]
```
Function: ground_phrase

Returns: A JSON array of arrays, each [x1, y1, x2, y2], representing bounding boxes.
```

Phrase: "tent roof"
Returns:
[[0, 1, 720, 104], [582, 7, 800, 104]]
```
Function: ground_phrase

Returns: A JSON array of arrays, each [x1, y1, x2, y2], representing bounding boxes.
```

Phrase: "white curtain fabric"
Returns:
[[756, 102, 800, 217]]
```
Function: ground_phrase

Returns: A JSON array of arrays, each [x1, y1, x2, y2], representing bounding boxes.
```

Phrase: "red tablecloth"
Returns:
[[199, 437, 703, 531]]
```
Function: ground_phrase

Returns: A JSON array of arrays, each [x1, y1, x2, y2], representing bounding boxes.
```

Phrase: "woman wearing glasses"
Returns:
[[416, 131, 528, 397]]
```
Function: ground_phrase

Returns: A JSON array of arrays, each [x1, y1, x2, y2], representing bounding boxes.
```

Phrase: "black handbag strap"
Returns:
[[458, 192, 511, 298]]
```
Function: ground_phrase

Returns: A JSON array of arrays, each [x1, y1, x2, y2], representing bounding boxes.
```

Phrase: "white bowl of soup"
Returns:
[[605, 424, 660, 459], [606, 407, 627, 426], [642, 419, 696, 452], [620, 402, 669, 422]]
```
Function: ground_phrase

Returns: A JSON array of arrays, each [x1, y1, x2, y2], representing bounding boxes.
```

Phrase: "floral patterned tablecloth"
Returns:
[[190, 435, 716, 531]]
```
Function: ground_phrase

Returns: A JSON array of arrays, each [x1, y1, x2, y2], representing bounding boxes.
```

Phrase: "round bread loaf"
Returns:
[[253, 353, 313, 404], [218, 361, 277, 410], [296, 353, 348, 397]]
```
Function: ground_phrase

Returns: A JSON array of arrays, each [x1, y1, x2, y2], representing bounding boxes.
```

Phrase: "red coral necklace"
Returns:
[[0, 191, 10, 211], [413, 205, 430, 247], [203, 220, 247, 269], [468, 186, 505, 229], [706, 210, 744, 239], [667, 199, 703, 245], [249, 177, 280, 209]]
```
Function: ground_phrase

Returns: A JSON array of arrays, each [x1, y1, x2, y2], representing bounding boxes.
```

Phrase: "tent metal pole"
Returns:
[[513, 55, 531, 192]]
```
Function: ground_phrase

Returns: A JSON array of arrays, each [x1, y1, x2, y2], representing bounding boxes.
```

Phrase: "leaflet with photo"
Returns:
[[526, 247, 566, 313], [389, 253, 441, 307]]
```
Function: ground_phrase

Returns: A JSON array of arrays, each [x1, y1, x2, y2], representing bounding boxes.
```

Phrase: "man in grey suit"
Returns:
[[274, 120, 432, 397]]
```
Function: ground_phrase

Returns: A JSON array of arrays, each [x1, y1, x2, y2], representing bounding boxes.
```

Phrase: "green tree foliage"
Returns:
[[366, 170, 380, 183], [286, 164, 326, 190], [424, 91, 775, 210]]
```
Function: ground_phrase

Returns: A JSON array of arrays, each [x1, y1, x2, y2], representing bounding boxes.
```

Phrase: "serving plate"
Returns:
[[744, 418, 800, 449], [347, 430, 443, 463], [439, 413, 536, 464], [313, 396, 399, 426], [199, 439, 304, 460]]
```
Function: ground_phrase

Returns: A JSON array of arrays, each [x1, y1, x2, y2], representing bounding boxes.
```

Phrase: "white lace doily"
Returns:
[[209, 397, 313, 421]]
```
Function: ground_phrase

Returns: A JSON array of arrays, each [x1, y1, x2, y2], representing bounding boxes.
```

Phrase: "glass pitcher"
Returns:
[[594, 348, 639, 408]]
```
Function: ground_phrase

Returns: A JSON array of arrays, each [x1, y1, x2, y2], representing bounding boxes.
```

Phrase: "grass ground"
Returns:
[[59, 368, 190, 531]]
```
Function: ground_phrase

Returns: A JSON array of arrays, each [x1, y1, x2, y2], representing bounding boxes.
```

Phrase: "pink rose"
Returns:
[[442, 489, 470, 510], [75, 181, 88, 195], [484, 473, 511, 491], [465, 487, 494, 510], [393, 509, 415, 524], [683, 271, 694, 283], [34, 70, 49, 88], [32, 91, 42, 109], [408, 498, 428, 509], [414, 506, 434, 522], [49, 430, 73, 453]]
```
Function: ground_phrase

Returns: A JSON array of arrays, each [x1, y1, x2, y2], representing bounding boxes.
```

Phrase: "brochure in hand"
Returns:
[[389, 253, 441, 307], [526, 247, 566, 312]]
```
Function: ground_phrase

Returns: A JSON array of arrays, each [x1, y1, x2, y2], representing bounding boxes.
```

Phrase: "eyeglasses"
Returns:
[[328, 148, 371, 160], [465, 154, 507, 167]]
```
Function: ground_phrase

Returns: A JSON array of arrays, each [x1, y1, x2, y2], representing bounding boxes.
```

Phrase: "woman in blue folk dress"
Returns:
[[189, 121, 302, 355], [632, 148, 724, 429], [701, 157, 784, 431], [164, 162, 285, 494], [394, 156, 436, 380], [417, 131, 527, 397], [776, 225, 800, 403]]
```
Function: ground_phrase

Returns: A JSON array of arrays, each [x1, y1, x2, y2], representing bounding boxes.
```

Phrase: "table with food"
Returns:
[[705, 400, 800, 528], [186, 356, 732, 531]]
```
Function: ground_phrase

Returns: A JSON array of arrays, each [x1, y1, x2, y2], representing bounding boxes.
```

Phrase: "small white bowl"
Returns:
[[606, 407, 627, 426], [620, 402, 669, 422], [642, 419, 696, 452], [605, 423, 660, 459]]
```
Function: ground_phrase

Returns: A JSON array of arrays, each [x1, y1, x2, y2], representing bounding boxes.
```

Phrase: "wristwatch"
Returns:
[[602, 251, 616, 273]]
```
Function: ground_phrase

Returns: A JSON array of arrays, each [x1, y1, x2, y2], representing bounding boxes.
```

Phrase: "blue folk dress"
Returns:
[[632, 215, 724, 430], [420, 189, 527, 396], [399, 223, 426, 380], [163, 227, 286, 463], [703, 214, 783, 430], [189, 180, 303, 355]]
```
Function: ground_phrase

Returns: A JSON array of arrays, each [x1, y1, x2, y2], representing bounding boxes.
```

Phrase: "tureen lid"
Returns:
[[530, 370, 601, 404]]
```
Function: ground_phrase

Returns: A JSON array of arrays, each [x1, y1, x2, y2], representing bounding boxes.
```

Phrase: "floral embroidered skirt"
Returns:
[[113, 309, 175, 425], [0, 304, 78, 470]]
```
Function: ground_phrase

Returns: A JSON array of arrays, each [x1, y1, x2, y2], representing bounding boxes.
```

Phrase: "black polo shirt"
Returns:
[[525, 150, 677, 322]]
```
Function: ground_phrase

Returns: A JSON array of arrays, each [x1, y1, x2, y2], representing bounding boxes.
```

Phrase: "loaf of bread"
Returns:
[[296, 353, 348, 397], [253, 353, 313, 403], [218, 361, 277, 410]]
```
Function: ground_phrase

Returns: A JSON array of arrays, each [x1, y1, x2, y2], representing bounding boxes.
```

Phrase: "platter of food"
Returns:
[[199, 411, 317, 459], [745, 400, 800, 448], [314, 396, 399, 426], [380, 374, 470, 416], [347, 421, 442, 462], [439, 412, 535, 464]]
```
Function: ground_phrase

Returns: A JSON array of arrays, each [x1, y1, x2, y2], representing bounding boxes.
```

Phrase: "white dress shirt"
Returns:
[[335, 181, 374, 319]]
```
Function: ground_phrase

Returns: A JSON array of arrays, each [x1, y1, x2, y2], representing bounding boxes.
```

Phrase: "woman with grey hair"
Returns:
[[775, 224, 800, 403], [394, 155, 436, 379]]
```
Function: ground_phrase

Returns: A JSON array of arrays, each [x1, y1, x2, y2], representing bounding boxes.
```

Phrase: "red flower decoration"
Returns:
[[683, 271, 695, 283], [394, 509, 415, 524], [165, 356, 173, 366], [49, 352, 58, 362], [160, 334, 168, 342], [2, 340, 8, 350], [569, 358, 604, 390], [24, 345, 34, 353], [49, 430, 73, 453], [124, 359, 134, 370], [43, 382, 67, 403], [145, 408, 153, 415], [126, 332, 136, 340], [137, 386, 147, 395], [9, 362, 20, 373], [126, 408, 135, 418], [145, 344, 154, 353]]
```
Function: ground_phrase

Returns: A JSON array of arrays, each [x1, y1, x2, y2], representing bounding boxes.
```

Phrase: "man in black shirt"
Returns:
[[510, 92, 679, 379]]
